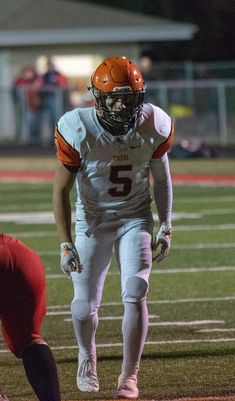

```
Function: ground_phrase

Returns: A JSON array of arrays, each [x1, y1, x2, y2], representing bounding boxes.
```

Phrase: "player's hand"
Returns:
[[152, 223, 172, 263], [60, 242, 82, 277]]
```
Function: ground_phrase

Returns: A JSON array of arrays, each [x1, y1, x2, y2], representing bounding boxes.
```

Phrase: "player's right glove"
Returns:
[[152, 223, 172, 263], [60, 242, 82, 277]]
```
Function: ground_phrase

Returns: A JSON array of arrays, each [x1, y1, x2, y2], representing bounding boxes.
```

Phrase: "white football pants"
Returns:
[[71, 212, 154, 375]]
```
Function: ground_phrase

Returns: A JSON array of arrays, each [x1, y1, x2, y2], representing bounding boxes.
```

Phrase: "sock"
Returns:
[[22, 343, 61, 401], [122, 300, 149, 376], [71, 307, 98, 363]]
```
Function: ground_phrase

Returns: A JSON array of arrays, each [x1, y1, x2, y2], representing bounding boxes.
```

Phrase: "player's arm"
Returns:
[[54, 121, 83, 276], [149, 152, 173, 263], [53, 160, 76, 243], [53, 161, 82, 276], [150, 153, 173, 226], [53, 123, 81, 243]]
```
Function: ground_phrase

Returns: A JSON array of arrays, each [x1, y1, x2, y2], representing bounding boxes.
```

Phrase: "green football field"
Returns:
[[0, 158, 235, 401]]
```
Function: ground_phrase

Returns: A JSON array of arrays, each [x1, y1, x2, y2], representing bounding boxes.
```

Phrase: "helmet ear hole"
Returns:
[[89, 57, 145, 134]]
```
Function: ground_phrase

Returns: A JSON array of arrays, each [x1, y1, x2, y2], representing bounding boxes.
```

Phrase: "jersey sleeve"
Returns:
[[152, 119, 174, 159], [55, 109, 84, 169], [139, 103, 174, 160], [55, 128, 81, 168]]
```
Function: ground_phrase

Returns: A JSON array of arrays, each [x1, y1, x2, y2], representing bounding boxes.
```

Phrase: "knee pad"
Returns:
[[123, 276, 148, 303], [71, 299, 93, 321]]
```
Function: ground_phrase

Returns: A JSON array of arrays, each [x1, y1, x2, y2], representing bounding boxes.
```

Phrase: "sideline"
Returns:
[[1, 170, 235, 185]]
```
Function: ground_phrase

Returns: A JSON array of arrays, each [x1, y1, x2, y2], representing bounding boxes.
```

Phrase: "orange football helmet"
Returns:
[[89, 56, 146, 135]]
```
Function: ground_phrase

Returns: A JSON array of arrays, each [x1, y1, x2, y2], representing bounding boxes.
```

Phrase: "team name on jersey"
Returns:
[[113, 154, 129, 162]]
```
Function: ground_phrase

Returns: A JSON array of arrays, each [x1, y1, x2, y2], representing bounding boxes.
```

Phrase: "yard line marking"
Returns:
[[46, 296, 235, 311], [175, 195, 235, 204], [173, 243, 235, 249], [0, 211, 56, 223], [39, 243, 235, 256], [197, 328, 235, 333], [1, 207, 235, 224], [193, 208, 235, 215], [63, 314, 159, 321], [146, 296, 235, 304], [6, 223, 235, 238], [50, 338, 235, 348], [9, 231, 58, 238], [1, 337, 235, 354], [148, 320, 224, 327], [46, 266, 235, 279], [174, 224, 235, 231], [61, 317, 224, 326], [46, 312, 159, 319], [154, 209, 235, 222]]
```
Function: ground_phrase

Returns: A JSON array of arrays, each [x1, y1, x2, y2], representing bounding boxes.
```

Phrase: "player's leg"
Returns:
[[0, 252, 61, 401], [115, 215, 153, 399], [72, 226, 114, 392], [22, 343, 61, 401]]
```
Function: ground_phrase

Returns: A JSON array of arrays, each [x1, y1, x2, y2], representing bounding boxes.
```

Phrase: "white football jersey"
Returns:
[[55, 103, 174, 217]]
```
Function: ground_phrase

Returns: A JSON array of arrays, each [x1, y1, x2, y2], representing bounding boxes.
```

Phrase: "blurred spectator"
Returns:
[[194, 63, 213, 80], [139, 56, 161, 104], [14, 65, 43, 143], [41, 58, 69, 144], [139, 56, 159, 81]]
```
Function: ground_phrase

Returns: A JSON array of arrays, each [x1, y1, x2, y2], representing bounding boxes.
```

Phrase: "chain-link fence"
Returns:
[[145, 79, 235, 146], [0, 79, 235, 146]]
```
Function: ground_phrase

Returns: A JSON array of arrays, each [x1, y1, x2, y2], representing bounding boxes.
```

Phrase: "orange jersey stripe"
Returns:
[[152, 120, 174, 159], [55, 128, 81, 167]]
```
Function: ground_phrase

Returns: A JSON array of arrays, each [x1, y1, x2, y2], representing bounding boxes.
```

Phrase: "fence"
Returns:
[[145, 79, 235, 146], [0, 79, 235, 146]]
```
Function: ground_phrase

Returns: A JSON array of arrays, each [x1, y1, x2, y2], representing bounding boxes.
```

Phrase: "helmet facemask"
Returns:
[[89, 56, 146, 136], [91, 86, 145, 135]]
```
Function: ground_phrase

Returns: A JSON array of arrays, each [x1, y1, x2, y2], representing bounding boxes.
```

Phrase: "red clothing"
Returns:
[[14, 66, 43, 111], [0, 234, 46, 357]]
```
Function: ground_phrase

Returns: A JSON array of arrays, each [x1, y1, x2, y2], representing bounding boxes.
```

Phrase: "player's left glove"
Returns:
[[152, 223, 172, 263], [60, 242, 82, 277]]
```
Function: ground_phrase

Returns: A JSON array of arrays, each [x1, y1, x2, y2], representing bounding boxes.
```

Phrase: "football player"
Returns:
[[53, 56, 173, 399], [0, 234, 61, 401]]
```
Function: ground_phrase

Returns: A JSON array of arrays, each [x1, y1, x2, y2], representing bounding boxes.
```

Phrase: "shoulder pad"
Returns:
[[57, 109, 86, 152], [140, 103, 172, 141]]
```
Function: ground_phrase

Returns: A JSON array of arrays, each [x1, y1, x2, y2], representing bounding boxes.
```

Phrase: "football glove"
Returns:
[[60, 242, 82, 277], [152, 223, 172, 263]]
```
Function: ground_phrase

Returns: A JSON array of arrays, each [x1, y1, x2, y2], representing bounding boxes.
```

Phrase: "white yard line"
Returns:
[[0, 208, 234, 224], [174, 224, 235, 231], [5, 223, 235, 238], [50, 338, 235, 349], [46, 295, 235, 311], [173, 243, 235, 249], [1, 337, 235, 354], [39, 243, 235, 256], [46, 266, 235, 279], [197, 328, 235, 333], [61, 317, 224, 325], [46, 313, 158, 319], [147, 296, 235, 304], [148, 320, 225, 327]]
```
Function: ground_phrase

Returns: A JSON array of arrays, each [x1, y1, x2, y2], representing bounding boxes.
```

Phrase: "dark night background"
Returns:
[[81, 0, 235, 62]]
